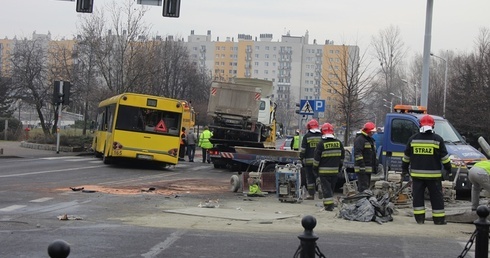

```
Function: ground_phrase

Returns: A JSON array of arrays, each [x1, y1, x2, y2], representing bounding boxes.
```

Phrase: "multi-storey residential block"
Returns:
[[185, 30, 358, 131]]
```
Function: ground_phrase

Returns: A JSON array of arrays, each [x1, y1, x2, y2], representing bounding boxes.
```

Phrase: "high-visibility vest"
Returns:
[[293, 135, 300, 149]]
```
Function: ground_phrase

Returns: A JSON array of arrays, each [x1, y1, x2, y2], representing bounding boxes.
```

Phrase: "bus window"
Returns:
[[115, 105, 181, 136]]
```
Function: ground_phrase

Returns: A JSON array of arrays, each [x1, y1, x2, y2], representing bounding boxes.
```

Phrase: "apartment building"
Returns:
[[185, 30, 358, 130]]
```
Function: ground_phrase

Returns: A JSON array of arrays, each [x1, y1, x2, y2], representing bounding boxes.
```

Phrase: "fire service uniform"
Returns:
[[353, 122, 377, 192], [402, 115, 451, 225], [313, 123, 344, 211], [300, 119, 322, 199]]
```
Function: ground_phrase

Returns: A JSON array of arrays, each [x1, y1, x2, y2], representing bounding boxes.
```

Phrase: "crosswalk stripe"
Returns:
[[30, 197, 53, 203], [0, 205, 26, 212]]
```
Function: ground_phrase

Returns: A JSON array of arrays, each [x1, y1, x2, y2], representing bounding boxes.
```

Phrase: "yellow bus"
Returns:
[[181, 100, 195, 130], [92, 93, 184, 167]]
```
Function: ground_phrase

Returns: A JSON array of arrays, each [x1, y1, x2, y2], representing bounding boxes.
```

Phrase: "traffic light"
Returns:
[[76, 0, 93, 13], [295, 103, 300, 114], [162, 0, 180, 17], [53, 81, 71, 105]]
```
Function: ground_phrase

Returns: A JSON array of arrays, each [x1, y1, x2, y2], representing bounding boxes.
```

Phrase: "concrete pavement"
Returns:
[[0, 140, 81, 158]]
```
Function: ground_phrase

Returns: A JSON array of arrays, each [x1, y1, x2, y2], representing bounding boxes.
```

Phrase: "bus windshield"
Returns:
[[115, 105, 181, 136]]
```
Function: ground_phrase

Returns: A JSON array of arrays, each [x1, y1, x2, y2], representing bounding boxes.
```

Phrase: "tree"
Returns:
[[76, 0, 211, 122], [447, 28, 490, 145], [371, 25, 408, 113], [9, 37, 53, 136], [322, 44, 376, 145], [0, 77, 14, 117]]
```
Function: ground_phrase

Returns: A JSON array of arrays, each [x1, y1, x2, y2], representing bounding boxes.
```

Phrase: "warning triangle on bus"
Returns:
[[155, 119, 167, 132]]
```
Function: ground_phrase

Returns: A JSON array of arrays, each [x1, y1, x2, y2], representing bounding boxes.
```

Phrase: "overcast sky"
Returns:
[[1, 0, 489, 58]]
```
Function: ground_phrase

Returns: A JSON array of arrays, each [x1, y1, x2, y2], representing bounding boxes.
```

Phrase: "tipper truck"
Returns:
[[207, 78, 300, 172]]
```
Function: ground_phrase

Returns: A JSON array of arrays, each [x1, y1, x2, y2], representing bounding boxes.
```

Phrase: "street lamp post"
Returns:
[[430, 52, 448, 118], [390, 92, 402, 104], [383, 98, 393, 111], [402, 79, 419, 106]]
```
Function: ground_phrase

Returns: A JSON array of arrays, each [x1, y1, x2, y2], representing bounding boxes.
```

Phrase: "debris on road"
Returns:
[[141, 187, 156, 192], [198, 199, 220, 208], [57, 214, 83, 220]]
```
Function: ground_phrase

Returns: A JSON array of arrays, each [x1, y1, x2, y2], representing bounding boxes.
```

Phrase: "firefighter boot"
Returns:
[[414, 214, 425, 224], [433, 217, 447, 225]]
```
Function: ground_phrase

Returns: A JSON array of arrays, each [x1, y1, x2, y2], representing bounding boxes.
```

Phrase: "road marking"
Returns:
[[30, 197, 53, 203], [0, 165, 106, 178], [40, 156, 79, 160], [0, 205, 26, 212], [190, 166, 213, 171], [64, 158, 98, 162], [141, 230, 187, 258]]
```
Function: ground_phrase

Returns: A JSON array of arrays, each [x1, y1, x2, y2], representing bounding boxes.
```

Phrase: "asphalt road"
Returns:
[[0, 143, 485, 257]]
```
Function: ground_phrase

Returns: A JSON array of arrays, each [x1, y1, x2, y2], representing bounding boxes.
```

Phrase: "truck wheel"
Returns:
[[230, 175, 241, 192], [214, 164, 225, 169]]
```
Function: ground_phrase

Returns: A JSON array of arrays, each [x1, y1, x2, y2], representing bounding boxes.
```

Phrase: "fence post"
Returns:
[[474, 205, 490, 258], [297, 215, 319, 258], [47, 239, 70, 258]]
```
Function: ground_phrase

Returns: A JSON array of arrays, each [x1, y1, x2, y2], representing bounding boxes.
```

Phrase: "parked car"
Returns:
[[279, 137, 293, 150]]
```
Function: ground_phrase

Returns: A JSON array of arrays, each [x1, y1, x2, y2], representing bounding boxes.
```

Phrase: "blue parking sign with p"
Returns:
[[314, 100, 325, 112]]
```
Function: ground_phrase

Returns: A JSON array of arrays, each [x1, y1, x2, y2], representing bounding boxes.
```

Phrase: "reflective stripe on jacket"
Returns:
[[401, 132, 451, 179], [353, 131, 376, 173], [299, 131, 322, 166], [313, 137, 345, 175]]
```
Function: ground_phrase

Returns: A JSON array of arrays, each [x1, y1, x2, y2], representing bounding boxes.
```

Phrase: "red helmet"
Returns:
[[363, 122, 376, 133], [321, 123, 334, 135], [306, 119, 319, 130], [419, 115, 435, 127]]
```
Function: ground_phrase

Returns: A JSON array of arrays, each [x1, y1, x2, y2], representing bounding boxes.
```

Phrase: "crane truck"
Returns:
[[207, 78, 300, 174]]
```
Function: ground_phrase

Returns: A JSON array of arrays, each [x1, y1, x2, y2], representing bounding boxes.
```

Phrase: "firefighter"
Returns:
[[402, 114, 452, 225], [353, 121, 377, 192], [290, 130, 300, 151], [300, 119, 322, 200], [313, 123, 344, 211]]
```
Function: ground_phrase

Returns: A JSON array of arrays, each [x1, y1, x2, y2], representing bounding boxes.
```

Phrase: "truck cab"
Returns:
[[379, 105, 487, 193]]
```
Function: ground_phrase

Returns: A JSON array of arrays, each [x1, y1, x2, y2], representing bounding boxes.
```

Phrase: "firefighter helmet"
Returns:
[[363, 122, 377, 133], [419, 115, 435, 127], [306, 119, 319, 130], [321, 123, 334, 135]]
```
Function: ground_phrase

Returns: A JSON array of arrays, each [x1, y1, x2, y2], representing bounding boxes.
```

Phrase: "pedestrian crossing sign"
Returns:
[[299, 100, 314, 115]]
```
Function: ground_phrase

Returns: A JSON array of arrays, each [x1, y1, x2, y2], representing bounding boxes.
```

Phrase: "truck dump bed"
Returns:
[[207, 79, 273, 120]]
